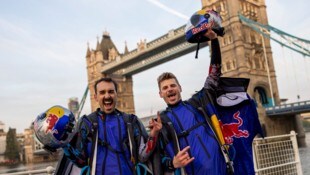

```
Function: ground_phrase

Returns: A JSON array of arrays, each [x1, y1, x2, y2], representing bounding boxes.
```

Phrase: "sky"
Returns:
[[0, 0, 309, 133]]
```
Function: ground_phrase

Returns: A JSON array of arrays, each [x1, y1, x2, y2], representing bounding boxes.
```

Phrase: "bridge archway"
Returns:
[[254, 86, 271, 108]]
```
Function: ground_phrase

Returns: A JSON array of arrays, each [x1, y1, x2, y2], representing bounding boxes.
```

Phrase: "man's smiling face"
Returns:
[[94, 81, 117, 114], [159, 78, 182, 105]]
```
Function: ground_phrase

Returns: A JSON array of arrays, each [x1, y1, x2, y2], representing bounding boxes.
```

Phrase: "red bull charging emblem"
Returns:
[[45, 113, 59, 134], [220, 111, 249, 144]]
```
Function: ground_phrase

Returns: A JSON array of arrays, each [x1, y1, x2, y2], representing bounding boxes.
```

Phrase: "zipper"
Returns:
[[101, 116, 108, 173], [196, 134, 211, 158], [117, 114, 123, 174]]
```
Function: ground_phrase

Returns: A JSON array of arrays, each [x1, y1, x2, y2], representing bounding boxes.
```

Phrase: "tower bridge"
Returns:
[[100, 25, 209, 76], [266, 100, 310, 117], [24, 0, 310, 164], [85, 0, 309, 145]]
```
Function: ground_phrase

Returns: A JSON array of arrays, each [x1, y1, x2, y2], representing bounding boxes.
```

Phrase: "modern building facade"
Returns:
[[0, 122, 6, 162]]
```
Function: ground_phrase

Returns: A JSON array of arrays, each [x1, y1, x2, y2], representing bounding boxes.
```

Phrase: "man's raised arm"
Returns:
[[204, 29, 222, 90]]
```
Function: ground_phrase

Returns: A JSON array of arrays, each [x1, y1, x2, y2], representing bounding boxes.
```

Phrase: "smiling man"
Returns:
[[156, 29, 229, 175], [94, 78, 118, 114], [63, 77, 162, 175]]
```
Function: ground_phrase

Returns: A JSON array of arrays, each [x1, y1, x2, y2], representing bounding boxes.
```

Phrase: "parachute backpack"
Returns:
[[33, 105, 76, 152], [185, 9, 225, 58]]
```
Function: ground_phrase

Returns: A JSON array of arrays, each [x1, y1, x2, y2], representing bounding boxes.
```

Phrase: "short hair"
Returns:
[[94, 77, 118, 94], [157, 72, 180, 90]]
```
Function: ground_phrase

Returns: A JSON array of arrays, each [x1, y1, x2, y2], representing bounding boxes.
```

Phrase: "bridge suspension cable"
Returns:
[[77, 86, 89, 119], [238, 14, 310, 57]]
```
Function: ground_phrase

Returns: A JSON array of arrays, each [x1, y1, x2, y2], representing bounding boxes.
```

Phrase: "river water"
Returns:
[[0, 132, 309, 174]]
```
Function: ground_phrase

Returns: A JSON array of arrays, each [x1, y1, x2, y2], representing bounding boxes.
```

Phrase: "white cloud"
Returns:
[[146, 0, 189, 20]]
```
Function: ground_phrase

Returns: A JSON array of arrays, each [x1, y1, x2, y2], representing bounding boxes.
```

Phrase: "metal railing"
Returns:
[[253, 131, 303, 175], [0, 166, 55, 175], [265, 100, 310, 116]]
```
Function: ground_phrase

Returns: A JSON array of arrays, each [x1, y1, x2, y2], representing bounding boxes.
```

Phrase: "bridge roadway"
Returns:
[[265, 100, 310, 117], [100, 25, 208, 76]]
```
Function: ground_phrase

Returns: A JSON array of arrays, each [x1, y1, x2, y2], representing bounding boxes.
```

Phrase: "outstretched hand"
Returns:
[[148, 112, 162, 137], [204, 28, 217, 40], [173, 146, 195, 168]]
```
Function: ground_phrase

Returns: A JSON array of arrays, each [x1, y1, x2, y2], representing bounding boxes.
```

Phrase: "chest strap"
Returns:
[[177, 122, 205, 138], [97, 139, 126, 154]]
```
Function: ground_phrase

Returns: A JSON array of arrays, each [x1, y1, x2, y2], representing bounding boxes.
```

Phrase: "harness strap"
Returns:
[[160, 112, 186, 175], [123, 113, 139, 166], [136, 163, 153, 175], [127, 122, 136, 165], [177, 122, 205, 138], [84, 112, 99, 175], [97, 139, 125, 154], [195, 41, 200, 59]]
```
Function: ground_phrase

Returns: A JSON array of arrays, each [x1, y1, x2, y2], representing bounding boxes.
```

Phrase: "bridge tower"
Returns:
[[202, 0, 280, 106], [201, 0, 296, 136], [86, 31, 135, 114]]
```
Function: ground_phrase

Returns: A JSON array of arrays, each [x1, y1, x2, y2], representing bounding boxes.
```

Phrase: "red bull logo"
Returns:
[[45, 113, 59, 134], [191, 21, 214, 35], [220, 111, 249, 144]]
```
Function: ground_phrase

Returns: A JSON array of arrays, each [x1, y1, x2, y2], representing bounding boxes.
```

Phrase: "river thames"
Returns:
[[0, 132, 309, 174]]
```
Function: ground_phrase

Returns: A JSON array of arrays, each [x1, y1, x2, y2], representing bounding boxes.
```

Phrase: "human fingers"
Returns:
[[146, 123, 154, 129], [183, 157, 195, 165], [178, 152, 190, 161], [156, 113, 162, 124], [149, 118, 155, 126], [154, 116, 162, 129], [179, 146, 191, 155], [204, 27, 216, 37], [153, 123, 162, 131], [210, 31, 217, 40], [179, 152, 194, 166], [175, 147, 190, 161], [173, 154, 194, 168]]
